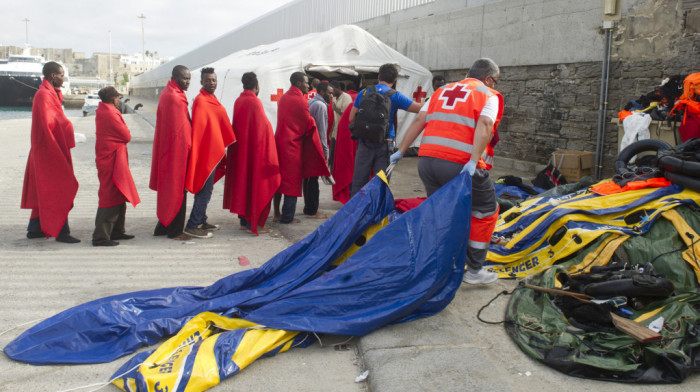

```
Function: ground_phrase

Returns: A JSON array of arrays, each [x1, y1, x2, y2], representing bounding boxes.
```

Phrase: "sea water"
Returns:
[[0, 106, 84, 120]]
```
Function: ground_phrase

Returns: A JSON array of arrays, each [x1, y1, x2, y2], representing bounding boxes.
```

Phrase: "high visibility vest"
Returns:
[[305, 90, 317, 100], [418, 78, 503, 170]]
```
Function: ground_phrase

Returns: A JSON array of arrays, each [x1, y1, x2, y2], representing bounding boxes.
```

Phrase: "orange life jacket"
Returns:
[[418, 78, 503, 169], [618, 110, 633, 121]]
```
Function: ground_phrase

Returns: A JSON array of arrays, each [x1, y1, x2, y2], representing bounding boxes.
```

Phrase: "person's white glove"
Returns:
[[389, 150, 404, 165], [461, 160, 477, 176]]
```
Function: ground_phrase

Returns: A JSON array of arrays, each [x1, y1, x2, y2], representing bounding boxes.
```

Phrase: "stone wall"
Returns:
[[435, 62, 609, 171]]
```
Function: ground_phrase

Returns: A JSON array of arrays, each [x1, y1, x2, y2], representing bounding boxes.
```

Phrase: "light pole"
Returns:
[[137, 13, 146, 65], [109, 30, 113, 85], [22, 18, 30, 45]]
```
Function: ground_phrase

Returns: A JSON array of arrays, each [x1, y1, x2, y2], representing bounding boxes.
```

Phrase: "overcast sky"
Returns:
[[1, 0, 296, 58]]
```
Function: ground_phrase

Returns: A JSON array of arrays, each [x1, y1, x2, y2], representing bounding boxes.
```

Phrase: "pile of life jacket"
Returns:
[[618, 75, 685, 122]]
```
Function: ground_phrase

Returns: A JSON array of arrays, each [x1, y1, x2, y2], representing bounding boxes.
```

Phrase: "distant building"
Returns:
[[120, 52, 173, 76], [0, 45, 171, 91]]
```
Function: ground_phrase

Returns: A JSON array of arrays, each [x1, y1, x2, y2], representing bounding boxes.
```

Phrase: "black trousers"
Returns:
[[27, 216, 70, 237], [92, 203, 126, 244], [350, 140, 392, 197], [302, 177, 320, 215], [154, 193, 187, 238]]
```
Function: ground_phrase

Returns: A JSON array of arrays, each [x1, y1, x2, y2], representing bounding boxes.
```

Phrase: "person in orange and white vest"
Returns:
[[391, 58, 504, 285]]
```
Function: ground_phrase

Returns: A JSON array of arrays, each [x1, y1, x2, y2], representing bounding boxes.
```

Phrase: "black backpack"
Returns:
[[351, 85, 396, 142]]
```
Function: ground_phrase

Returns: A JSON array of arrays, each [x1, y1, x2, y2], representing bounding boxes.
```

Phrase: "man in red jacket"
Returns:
[[183, 67, 236, 239], [224, 72, 280, 234], [22, 61, 80, 243], [150, 65, 192, 240], [92, 86, 140, 246], [272, 72, 330, 224]]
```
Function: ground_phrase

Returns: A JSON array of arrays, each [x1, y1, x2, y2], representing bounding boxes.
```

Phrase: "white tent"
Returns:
[[186, 24, 432, 146]]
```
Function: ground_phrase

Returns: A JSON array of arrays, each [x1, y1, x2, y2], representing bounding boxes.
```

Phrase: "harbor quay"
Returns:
[[1, 112, 699, 391]]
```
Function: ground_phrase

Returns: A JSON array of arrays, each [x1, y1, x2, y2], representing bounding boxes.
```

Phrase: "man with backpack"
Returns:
[[348, 63, 422, 196]]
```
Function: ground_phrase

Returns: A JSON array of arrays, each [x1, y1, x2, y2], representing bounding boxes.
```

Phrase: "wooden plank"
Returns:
[[610, 312, 663, 343]]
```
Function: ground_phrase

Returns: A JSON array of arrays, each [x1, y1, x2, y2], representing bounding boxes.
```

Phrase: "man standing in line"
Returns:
[[151, 65, 193, 240], [92, 86, 140, 247], [349, 63, 421, 196], [391, 58, 504, 285], [224, 72, 280, 234], [183, 67, 236, 239], [304, 81, 334, 219], [329, 80, 352, 168], [22, 61, 80, 243], [273, 72, 330, 224]]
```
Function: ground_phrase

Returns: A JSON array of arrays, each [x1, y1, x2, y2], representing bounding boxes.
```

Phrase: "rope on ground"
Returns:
[[51, 360, 158, 392], [0, 318, 43, 337], [476, 289, 513, 325]]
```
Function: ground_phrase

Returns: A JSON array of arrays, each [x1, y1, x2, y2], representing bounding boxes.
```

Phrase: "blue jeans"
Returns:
[[279, 195, 298, 224], [186, 173, 214, 228]]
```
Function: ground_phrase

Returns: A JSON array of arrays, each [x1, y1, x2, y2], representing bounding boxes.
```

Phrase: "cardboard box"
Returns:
[[552, 150, 594, 181]]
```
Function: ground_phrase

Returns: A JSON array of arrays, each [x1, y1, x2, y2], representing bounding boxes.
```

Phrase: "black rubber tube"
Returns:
[[615, 139, 672, 174], [665, 171, 700, 192], [658, 155, 700, 177]]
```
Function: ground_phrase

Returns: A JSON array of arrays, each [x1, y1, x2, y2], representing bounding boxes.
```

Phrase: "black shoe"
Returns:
[[27, 231, 46, 239], [154, 224, 167, 236], [93, 240, 119, 247], [56, 234, 81, 244], [112, 234, 135, 240]]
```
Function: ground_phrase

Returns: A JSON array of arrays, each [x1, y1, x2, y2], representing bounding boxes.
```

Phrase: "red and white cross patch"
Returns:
[[437, 83, 471, 110]]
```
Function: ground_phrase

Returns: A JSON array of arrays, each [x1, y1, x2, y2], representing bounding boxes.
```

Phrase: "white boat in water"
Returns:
[[0, 46, 70, 106]]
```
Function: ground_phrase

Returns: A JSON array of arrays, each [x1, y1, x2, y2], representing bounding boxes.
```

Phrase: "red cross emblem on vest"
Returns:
[[438, 83, 470, 110]]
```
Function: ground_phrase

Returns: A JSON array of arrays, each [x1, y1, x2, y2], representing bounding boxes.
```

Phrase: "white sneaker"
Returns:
[[462, 268, 499, 284]]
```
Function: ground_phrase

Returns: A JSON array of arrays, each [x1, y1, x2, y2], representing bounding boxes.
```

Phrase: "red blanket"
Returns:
[[223, 90, 281, 234], [185, 89, 236, 194], [95, 102, 140, 208], [21, 79, 79, 237], [331, 90, 358, 204], [275, 86, 330, 197], [394, 197, 426, 212], [149, 79, 192, 226]]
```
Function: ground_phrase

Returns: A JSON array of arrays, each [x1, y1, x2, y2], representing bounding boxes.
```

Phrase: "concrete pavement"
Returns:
[[1, 107, 698, 392]]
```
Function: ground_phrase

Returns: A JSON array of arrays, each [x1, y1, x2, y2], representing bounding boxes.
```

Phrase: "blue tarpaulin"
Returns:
[[5, 173, 472, 367]]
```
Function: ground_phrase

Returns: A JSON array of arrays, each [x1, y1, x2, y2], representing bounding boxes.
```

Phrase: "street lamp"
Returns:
[[137, 13, 146, 64], [22, 18, 30, 45], [109, 30, 113, 85]]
